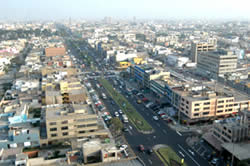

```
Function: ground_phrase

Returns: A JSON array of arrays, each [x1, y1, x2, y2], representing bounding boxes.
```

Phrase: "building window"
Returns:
[[51, 134, 57, 137], [78, 130, 85, 134], [49, 122, 56, 125], [218, 100, 224, 104], [61, 126, 68, 130], [186, 101, 189, 104], [193, 113, 199, 116], [204, 102, 210, 105], [194, 108, 199, 111], [194, 103, 200, 106], [218, 105, 224, 108], [204, 107, 210, 110], [61, 120, 68, 124], [217, 110, 223, 113], [87, 123, 97, 127], [50, 128, 57, 131], [186, 106, 189, 109], [62, 132, 68, 136], [203, 112, 209, 115]]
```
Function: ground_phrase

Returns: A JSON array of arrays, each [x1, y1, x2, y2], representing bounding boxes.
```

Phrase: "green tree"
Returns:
[[110, 117, 123, 134]]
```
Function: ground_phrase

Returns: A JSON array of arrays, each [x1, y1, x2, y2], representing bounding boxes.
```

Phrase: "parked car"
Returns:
[[122, 127, 129, 132], [118, 109, 123, 114], [147, 149, 153, 155], [138, 145, 145, 152], [120, 145, 128, 150], [137, 99, 142, 104], [114, 112, 119, 117], [211, 158, 219, 165], [153, 116, 159, 121]]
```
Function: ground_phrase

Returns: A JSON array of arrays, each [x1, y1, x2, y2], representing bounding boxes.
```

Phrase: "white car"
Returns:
[[120, 145, 128, 150], [115, 112, 119, 117], [153, 116, 159, 121], [118, 109, 123, 114], [188, 149, 195, 156]]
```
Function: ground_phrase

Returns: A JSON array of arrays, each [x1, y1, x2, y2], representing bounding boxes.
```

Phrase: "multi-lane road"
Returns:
[[66, 40, 211, 166]]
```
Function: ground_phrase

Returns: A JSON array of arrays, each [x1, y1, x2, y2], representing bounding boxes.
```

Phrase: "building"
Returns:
[[44, 104, 108, 144], [130, 65, 170, 90], [197, 50, 238, 79], [45, 47, 66, 57], [191, 39, 217, 63]]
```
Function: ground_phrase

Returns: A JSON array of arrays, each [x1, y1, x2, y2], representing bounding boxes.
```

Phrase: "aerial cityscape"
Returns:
[[0, 1, 249, 166]]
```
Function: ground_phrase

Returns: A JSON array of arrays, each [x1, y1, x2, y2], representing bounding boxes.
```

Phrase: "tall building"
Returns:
[[197, 50, 238, 79], [191, 38, 217, 63]]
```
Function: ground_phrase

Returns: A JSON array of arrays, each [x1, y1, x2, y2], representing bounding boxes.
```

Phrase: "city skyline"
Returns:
[[1, 0, 250, 21]]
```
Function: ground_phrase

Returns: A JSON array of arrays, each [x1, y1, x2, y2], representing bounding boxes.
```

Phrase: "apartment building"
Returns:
[[171, 84, 250, 122], [191, 39, 217, 63], [45, 104, 108, 144], [197, 50, 238, 79]]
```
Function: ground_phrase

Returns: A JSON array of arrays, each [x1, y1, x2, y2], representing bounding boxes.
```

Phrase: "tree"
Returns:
[[110, 117, 123, 134]]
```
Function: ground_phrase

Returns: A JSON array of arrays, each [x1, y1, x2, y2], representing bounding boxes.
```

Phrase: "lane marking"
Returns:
[[148, 159, 152, 165], [163, 129, 167, 134], [176, 131, 182, 136], [177, 144, 200, 166], [156, 123, 160, 127]]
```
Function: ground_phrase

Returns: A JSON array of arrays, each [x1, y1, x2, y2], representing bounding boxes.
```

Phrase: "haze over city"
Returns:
[[1, 0, 250, 20]]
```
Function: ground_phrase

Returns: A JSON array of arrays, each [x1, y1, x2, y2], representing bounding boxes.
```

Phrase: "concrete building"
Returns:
[[130, 65, 170, 89], [191, 39, 217, 63], [197, 50, 238, 79], [44, 104, 108, 144]]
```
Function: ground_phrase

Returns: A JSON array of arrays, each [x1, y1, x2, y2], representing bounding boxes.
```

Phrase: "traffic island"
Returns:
[[154, 147, 187, 166], [99, 78, 153, 133]]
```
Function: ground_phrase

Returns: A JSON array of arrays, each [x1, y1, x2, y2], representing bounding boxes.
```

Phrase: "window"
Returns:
[[217, 110, 223, 113], [218, 100, 224, 104], [62, 132, 68, 136], [78, 130, 85, 134], [204, 107, 210, 110], [61, 120, 68, 124], [50, 128, 57, 131], [49, 122, 56, 125], [203, 112, 209, 115], [194, 108, 199, 111], [204, 102, 210, 105], [186, 101, 189, 104], [193, 113, 199, 116], [186, 106, 189, 109], [51, 134, 57, 137], [194, 103, 200, 106], [218, 105, 224, 108], [87, 123, 97, 127], [61, 126, 68, 130]]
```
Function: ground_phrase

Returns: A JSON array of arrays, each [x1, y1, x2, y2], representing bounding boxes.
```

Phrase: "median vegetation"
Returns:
[[155, 147, 187, 166], [99, 78, 153, 132]]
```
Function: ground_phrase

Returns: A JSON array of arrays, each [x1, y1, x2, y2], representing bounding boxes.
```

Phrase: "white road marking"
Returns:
[[163, 129, 167, 134], [156, 123, 160, 127], [128, 129, 133, 135], [148, 159, 153, 164], [176, 131, 182, 136], [177, 144, 200, 166]]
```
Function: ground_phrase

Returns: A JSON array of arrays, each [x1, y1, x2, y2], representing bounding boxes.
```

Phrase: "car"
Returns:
[[120, 145, 128, 150], [188, 149, 195, 156], [147, 149, 153, 155], [122, 127, 129, 132], [114, 112, 119, 117], [118, 109, 123, 114], [137, 99, 142, 104], [153, 116, 159, 121], [138, 145, 145, 152], [211, 158, 219, 165]]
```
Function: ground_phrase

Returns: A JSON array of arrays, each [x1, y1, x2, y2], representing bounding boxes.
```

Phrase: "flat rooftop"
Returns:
[[222, 142, 250, 161], [46, 104, 94, 120]]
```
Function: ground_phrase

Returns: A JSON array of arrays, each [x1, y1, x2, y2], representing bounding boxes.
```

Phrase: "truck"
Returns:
[[122, 114, 128, 123]]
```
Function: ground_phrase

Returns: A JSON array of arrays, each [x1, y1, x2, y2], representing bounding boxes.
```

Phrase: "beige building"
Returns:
[[172, 84, 250, 122], [191, 39, 217, 63], [197, 50, 238, 78], [45, 104, 108, 144]]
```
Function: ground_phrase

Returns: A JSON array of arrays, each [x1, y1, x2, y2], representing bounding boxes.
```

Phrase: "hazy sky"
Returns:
[[1, 0, 250, 20]]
